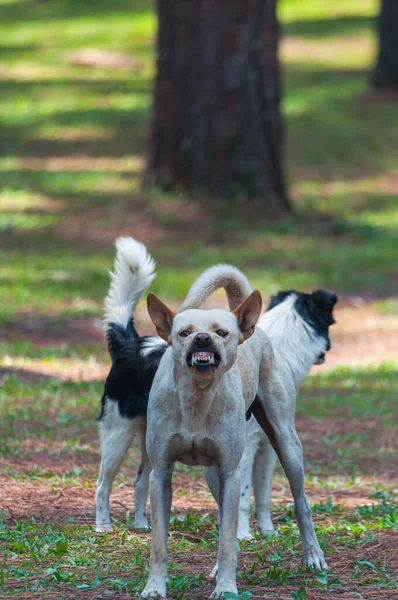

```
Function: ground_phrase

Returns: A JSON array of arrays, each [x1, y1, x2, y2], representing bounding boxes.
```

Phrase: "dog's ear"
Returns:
[[312, 290, 338, 309], [233, 290, 262, 343], [147, 293, 175, 343]]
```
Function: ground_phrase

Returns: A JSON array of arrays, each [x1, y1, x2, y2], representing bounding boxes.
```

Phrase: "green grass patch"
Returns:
[[299, 363, 397, 421]]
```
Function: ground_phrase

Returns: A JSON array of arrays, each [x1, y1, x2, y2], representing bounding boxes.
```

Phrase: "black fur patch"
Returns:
[[267, 290, 297, 311], [105, 318, 140, 362], [100, 322, 167, 421]]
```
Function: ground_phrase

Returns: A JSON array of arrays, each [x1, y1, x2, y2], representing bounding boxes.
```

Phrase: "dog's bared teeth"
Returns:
[[192, 352, 215, 366]]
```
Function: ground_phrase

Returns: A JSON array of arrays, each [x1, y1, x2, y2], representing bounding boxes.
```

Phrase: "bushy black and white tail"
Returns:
[[103, 237, 156, 360], [179, 264, 252, 312]]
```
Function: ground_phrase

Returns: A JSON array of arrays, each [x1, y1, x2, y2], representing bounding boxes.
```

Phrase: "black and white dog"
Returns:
[[237, 288, 337, 540], [95, 238, 337, 533]]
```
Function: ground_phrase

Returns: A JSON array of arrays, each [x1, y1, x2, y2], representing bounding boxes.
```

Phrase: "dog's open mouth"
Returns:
[[186, 351, 221, 371], [192, 351, 214, 366]]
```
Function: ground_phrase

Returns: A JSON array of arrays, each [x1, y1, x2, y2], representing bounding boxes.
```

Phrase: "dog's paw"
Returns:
[[95, 523, 112, 533], [237, 527, 253, 541], [258, 524, 275, 538], [303, 545, 328, 571], [257, 515, 274, 537], [134, 516, 150, 530], [211, 580, 238, 598], [209, 561, 218, 579], [140, 592, 163, 599], [140, 577, 166, 598]]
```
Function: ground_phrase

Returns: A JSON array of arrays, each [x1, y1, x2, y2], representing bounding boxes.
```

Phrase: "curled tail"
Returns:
[[179, 264, 252, 312], [104, 237, 156, 360]]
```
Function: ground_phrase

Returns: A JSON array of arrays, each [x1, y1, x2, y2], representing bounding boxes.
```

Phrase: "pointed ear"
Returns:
[[147, 293, 175, 343], [233, 290, 262, 343]]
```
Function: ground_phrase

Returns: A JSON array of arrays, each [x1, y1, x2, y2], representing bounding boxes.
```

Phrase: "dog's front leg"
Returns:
[[211, 469, 240, 598], [141, 468, 173, 598]]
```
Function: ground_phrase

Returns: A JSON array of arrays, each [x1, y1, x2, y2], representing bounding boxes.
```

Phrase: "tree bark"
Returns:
[[373, 0, 398, 89], [145, 0, 290, 213]]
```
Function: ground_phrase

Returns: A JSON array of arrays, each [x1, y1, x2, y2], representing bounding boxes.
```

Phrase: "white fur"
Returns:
[[103, 237, 156, 330], [258, 294, 325, 387], [139, 336, 168, 357], [179, 264, 252, 312]]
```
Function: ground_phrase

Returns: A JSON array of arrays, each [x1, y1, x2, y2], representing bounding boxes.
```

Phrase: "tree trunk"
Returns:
[[145, 0, 290, 213], [373, 0, 398, 89]]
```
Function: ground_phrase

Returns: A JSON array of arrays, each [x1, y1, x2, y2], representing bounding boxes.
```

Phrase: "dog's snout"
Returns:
[[194, 333, 212, 348]]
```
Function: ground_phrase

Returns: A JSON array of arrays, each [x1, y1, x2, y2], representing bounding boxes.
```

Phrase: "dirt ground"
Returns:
[[1, 298, 397, 599]]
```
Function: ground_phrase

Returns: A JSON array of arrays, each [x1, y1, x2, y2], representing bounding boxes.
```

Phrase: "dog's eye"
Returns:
[[216, 329, 228, 337], [179, 330, 191, 338]]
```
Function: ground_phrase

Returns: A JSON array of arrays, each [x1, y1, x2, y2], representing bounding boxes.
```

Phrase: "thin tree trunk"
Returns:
[[373, 0, 398, 89], [145, 0, 290, 214]]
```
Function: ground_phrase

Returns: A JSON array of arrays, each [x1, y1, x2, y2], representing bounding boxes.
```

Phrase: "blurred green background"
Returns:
[[0, 0, 397, 326]]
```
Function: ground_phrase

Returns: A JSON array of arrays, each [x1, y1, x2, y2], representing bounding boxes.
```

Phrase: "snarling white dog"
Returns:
[[140, 275, 327, 598], [141, 290, 262, 598]]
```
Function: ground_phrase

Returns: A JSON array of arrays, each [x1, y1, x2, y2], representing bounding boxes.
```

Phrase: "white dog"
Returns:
[[141, 289, 263, 597], [140, 270, 326, 597]]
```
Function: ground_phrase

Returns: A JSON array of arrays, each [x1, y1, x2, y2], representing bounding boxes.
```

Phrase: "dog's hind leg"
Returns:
[[141, 468, 173, 599], [252, 437, 277, 536], [252, 394, 327, 570], [95, 400, 136, 532], [133, 428, 151, 529], [237, 440, 257, 540], [206, 433, 259, 542]]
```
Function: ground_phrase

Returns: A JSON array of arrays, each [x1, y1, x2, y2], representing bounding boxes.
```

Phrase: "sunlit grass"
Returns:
[[282, 33, 376, 68], [373, 299, 398, 316], [280, 0, 377, 24], [0, 363, 396, 597], [0, 0, 396, 323], [300, 363, 397, 421]]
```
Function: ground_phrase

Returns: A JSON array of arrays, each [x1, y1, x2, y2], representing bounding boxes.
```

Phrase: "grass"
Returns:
[[0, 366, 397, 598], [0, 0, 397, 598]]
